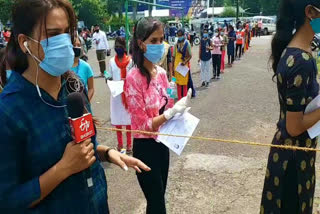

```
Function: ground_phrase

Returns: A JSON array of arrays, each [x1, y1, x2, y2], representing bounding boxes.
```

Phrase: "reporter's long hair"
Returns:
[[7, 0, 81, 93]]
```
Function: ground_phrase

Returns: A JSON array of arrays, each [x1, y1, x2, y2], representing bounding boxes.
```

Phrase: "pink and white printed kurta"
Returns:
[[124, 66, 172, 139]]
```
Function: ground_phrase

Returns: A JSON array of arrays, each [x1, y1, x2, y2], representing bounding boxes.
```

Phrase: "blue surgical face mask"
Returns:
[[311, 8, 320, 34], [27, 33, 74, 77], [6, 70, 12, 80], [115, 47, 125, 57], [144, 43, 165, 64], [203, 33, 208, 38], [178, 36, 185, 42], [311, 18, 320, 33]]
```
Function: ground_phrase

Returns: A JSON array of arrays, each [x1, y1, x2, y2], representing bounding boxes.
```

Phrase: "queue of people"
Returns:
[[197, 22, 252, 87]]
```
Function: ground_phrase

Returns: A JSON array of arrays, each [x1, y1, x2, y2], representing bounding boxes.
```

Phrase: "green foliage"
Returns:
[[0, 0, 14, 26], [70, 0, 108, 29], [107, 0, 125, 18], [260, 0, 279, 16], [221, 6, 236, 17], [224, 0, 233, 7], [106, 16, 134, 33], [209, 0, 225, 7]]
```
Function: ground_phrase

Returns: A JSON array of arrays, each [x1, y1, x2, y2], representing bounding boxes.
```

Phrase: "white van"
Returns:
[[252, 16, 276, 35]]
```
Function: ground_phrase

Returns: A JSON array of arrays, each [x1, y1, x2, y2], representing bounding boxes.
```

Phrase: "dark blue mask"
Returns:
[[115, 48, 125, 57]]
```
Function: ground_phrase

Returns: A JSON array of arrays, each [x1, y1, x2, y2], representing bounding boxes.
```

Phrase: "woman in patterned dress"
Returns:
[[260, 1, 320, 213]]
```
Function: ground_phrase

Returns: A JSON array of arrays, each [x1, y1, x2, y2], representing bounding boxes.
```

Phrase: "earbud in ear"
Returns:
[[23, 41, 30, 54]]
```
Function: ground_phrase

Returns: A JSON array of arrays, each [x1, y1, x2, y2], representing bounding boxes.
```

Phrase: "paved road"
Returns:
[[86, 36, 320, 213]]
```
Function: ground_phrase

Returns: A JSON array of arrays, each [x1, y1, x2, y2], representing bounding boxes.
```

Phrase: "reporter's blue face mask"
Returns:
[[310, 7, 320, 34], [27, 33, 74, 77], [144, 43, 165, 64], [203, 33, 208, 38]]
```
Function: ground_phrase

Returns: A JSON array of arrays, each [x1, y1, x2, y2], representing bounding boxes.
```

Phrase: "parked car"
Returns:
[[252, 16, 276, 35]]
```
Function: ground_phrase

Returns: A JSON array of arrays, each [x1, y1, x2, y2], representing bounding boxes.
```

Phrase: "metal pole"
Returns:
[[236, 0, 239, 21], [207, 0, 209, 18], [181, 8, 184, 26], [212, 0, 214, 23], [125, 0, 129, 51]]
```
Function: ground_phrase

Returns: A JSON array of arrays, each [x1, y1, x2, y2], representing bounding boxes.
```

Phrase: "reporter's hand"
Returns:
[[58, 139, 96, 177], [164, 88, 192, 120], [108, 149, 151, 173]]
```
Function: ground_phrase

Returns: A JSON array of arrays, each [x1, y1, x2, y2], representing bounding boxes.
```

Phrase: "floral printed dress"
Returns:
[[260, 48, 319, 214]]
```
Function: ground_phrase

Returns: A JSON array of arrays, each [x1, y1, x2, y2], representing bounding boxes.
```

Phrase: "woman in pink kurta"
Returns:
[[125, 66, 171, 139], [124, 18, 191, 214]]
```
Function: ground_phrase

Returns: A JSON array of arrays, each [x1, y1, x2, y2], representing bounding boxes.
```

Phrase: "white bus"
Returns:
[[252, 16, 276, 35]]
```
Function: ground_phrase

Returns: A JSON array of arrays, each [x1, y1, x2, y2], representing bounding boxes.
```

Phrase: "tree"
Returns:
[[70, 0, 108, 28], [132, 1, 137, 21], [209, 0, 225, 7], [241, 0, 261, 15], [224, 0, 233, 7], [221, 6, 236, 17], [0, 0, 14, 26], [260, 0, 279, 16]]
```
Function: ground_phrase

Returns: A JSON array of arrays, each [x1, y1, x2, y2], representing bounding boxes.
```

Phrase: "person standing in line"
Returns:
[[258, 19, 263, 37], [108, 37, 133, 153], [158, 41, 173, 81], [260, 0, 320, 213], [211, 30, 222, 79], [242, 24, 247, 56], [189, 24, 196, 47], [220, 30, 228, 73], [227, 25, 236, 67], [198, 28, 212, 87], [3, 28, 11, 43], [92, 24, 110, 77], [252, 21, 257, 37], [0, 48, 11, 91], [236, 29, 243, 60], [255, 21, 259, 37], [169, 24, 177, 44], [71, 37, 95, 101], [125, 17, 191, 214], [173, 28, 192, 100]]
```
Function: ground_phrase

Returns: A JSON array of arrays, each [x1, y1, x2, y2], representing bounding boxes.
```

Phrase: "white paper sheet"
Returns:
[[176, 63, 190, 77], [157, 112, 200, 155], [305, 95, 320, 139], [107, 80, 124, 98]]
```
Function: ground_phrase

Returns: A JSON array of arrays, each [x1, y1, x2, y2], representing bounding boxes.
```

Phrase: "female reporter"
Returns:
[[0, 0, 150, 213], [125, 18, 191, 214], [261, 0, 320, 213]]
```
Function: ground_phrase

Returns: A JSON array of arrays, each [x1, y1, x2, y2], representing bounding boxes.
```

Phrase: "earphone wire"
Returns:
[[25, 42, 66, 108]]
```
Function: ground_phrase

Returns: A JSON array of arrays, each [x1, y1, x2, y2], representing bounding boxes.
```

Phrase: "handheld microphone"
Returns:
[[66, 92, 95, 188], [66, 92, 95, 143]]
